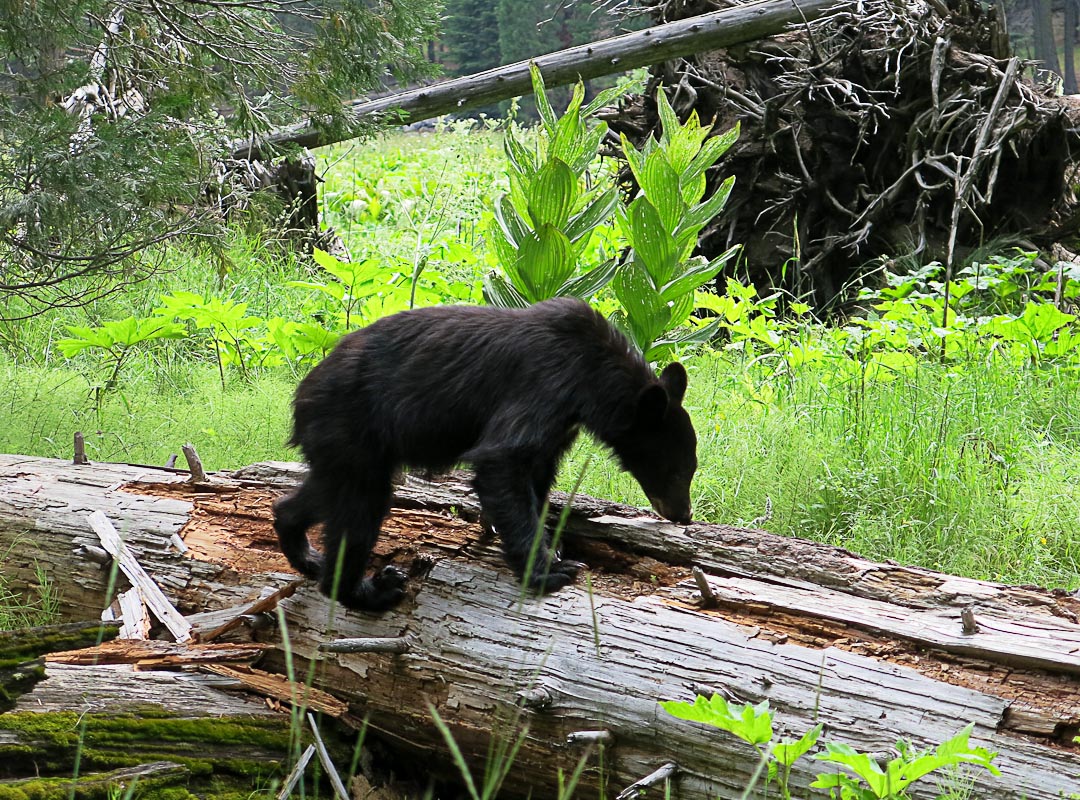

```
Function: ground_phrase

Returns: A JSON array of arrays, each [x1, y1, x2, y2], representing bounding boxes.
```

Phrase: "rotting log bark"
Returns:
[[1, 454, 1079, 798]]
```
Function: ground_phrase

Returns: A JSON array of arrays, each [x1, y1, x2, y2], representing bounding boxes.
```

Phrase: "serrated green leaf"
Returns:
[[772, 724, 823, 768], [660, 694, 773, 746]]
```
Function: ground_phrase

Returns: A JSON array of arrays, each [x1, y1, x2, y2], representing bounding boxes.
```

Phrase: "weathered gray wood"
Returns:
[[0, 454, 1078, 799], [230, 0, 837, 159]]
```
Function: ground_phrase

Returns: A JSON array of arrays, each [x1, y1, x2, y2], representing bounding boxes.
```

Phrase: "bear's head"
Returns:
[[612, 362, 697, 524]]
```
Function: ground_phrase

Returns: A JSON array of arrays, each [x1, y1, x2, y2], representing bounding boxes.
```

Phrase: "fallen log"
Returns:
[[230, 0, 837, 160], [0, 453, 1078, 798]]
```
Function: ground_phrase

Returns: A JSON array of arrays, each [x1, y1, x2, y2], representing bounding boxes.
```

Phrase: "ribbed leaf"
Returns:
[[557, 257, 619, 300], [565, 188, 618, 245], [676, 175, 736, 239], [683, 123, 740, 188], [614, 259, 670, 351], [518, 224, 575, 300], [526, 159, 577, 230], [642, 150, 684, 234], [483, 272, 530, 308], [660, 246, 741, 301], [503, 130, 537, 178], [530, 63, 557, 135], [493, 193, 530, 248], [628, 196, 679, 285]]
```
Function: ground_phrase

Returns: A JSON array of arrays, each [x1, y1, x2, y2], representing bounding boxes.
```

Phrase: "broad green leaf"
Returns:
[[526, 159, 577, 230], [483, 272, 530, 308], [660, 247, 741, 302], [772, 724, 823, 768], [1021, 301, 1075, 341], [677, 175, 736, 239], [493, 193, 531, 248], [614, 259, 671, 352], [530, 63, 558, 136], [660, 695, 773, 746], [627, 197, 679, 285], [557, 258, 619, 300], [564, 188, 618, 245], [518, 224, 575, 301], [683, 123, 740, 189], [642, 150, 684, 234], [504, 130, 538, 178], [619, 132, 646, 190]]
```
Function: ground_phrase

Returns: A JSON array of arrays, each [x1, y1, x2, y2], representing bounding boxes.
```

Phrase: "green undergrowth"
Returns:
[[1, 128, 1080, 592]]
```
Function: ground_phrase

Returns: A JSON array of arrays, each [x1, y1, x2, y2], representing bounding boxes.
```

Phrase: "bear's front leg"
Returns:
[[272, 481, 326, 580], [473, 459, 583, 594]]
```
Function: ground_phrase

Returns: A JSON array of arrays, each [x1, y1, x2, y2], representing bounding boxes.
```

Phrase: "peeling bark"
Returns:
[[0, 454, 1078, 798]]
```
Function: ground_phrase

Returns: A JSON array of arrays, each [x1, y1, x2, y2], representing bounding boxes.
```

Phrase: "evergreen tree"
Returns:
[[443, 0, 501, 76], [0, 0, 441, 316]]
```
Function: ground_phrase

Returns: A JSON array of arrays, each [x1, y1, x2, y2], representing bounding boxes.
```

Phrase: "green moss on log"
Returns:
[[0, 622, 121, 668], [0, 711, 293, 781]]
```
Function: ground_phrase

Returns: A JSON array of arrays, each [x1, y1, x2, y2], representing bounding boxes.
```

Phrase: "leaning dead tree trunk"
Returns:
[[1, 453, 1079, 798], [230, 0, 837, 160]]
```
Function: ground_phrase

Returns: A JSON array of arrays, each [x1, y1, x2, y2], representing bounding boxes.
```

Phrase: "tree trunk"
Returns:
[[1, 454, 1078, 798], [229, 0, 838, 159], [1066, 0, 1078, 93], [1032, 0, 1063, 79]]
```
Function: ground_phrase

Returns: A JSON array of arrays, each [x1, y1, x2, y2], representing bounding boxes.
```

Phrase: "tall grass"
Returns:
[[1, 126, 1078, 591]]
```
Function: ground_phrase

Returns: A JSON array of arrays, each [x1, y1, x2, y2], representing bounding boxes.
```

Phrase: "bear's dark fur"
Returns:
[[273, 297, 698, 611]]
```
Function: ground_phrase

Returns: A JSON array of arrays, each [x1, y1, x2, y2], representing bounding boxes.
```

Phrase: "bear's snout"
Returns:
[[649, 496, 692, 525]]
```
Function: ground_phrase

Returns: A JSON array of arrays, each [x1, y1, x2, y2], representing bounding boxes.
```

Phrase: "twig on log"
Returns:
[[201, 580, 301, 642], [692, 567, 718, 609], [182, 443, 207, 483], [88, 510, 194, 643], [567, 730, 614, 745], [318, 636, 411, 654], [617, 762, 678, 800], [276, 744, 316, 800], [308, 711, 350, 800], [203, 664, 348, 717], [962, 606, 980, 635], [73, 432, 89, 465]]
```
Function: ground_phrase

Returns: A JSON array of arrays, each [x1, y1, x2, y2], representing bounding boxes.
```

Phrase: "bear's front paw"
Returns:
[[340, 566, 409, 613], [527, 560, 585, 595], [292, 549, 325, 580]]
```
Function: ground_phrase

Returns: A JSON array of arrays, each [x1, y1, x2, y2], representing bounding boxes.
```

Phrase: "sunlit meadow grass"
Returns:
[[1, 127, 1079, 592]]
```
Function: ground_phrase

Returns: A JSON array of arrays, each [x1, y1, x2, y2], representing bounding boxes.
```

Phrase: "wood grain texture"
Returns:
[[1, 454, 1078, 798]]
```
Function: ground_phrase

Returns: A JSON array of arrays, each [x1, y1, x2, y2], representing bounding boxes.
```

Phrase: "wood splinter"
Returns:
[[73, 431, 89, 465], [182, 443, 207, 483], [566, 730, 614, 745], [318, 636, 411, 654], [308, 712, 350, 800], [961, 605, 980, 635], [692, 566, 718, 609], [616, 762, 678, 800], [276, 744, 316, 800]]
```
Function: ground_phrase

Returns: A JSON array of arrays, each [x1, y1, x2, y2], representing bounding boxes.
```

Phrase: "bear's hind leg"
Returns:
[[272, 477, 326, 580], [319, 469, 406, 612]]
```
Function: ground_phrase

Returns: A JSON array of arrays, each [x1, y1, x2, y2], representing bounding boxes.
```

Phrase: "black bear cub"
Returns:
[[273, 297, 698, 611]]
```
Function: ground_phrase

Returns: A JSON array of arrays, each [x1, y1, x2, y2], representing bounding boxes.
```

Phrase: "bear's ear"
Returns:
[[636, 382, 669, 426], [659, 362, 688, 405]]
